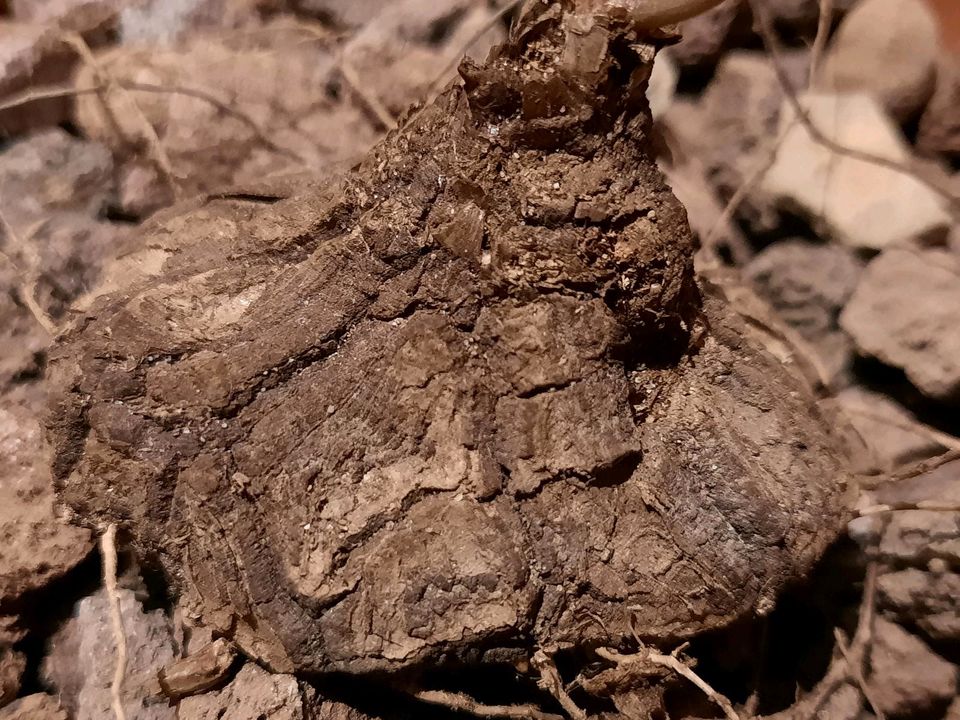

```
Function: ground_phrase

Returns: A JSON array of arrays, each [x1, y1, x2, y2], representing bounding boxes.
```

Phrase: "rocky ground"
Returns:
[[0, 0, 957, 719]]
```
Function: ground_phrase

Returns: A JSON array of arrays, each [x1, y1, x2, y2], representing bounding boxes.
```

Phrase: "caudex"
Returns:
[[46, 0, 847, 716]]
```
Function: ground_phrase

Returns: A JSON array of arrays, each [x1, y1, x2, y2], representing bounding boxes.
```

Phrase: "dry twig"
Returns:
[[839, 404, 960, 454], [834, 628, 885, 720], [415, 690, 564, 720], [0, 84, 103, 114], [532, 650, 587, 720], [808, 0, 834, 87], [858, 500, 960, 516], [701, 119, 797, 254], [339, 58, 397, 131], [121, 81, 307, 163], [0, 80, 305, 164], [767, 563, 879, 719], [61, 32, 181, 198], [101, 524, 128, 720], [596, 646, 741, 720], [746, 0, 958, 210], [0, 211, 56, 335]]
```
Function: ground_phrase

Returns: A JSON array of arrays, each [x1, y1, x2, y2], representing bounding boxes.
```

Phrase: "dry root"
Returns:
[[414, 690, 564, 720], [100, 524, 128, 720]]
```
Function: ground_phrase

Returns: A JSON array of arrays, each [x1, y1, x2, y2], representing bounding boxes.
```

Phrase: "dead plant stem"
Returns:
[[0, 210, 56, 335], [61, 33, 181, 199], [809, 0, 834, 88], [596, 647, 741, 720], [415, 690, 564, 720], [101, 524, 128, 720]]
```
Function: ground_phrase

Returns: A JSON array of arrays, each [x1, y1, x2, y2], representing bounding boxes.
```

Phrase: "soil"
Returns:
[[0, 0, 958, 719]]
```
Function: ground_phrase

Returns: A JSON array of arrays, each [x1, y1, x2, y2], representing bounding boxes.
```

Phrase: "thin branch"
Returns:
[[61, 32, 181, 199], [414, 690, 564, 720], [101, 524, 128, 720], [858, 500, 960, 516], [808, 0, 834, 88], [339, 58, 396, 131], [596, 647, 741, 720], [702, 119, 797, 252], [834, 629, 885, 720], [532, 650, 587, 720], [887, 449, 960, 482], [839, 404, 960, 453], [0, 80, 305, 163], [120, 81, 307, 164], [0, 84, 103, 114], [765, 563, 879, 720], [0, 211, 56, 335], [746, 0, 958, 210]]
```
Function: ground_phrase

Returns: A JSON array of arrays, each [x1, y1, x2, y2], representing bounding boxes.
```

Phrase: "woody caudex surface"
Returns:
[[46, 0, 846, 677]]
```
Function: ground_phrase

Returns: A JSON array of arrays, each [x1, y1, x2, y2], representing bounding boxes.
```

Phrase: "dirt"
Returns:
[[0, 0, 959, 718]]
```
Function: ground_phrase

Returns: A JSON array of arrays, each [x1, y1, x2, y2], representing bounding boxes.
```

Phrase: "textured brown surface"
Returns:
[[47, 0, 847, 678]]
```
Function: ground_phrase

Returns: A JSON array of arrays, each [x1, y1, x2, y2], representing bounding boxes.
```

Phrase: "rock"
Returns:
[[116, 161, 171, 219], [926, 0, 960, 53], [670, 0, 749, 69], [867, 618, 957, 718], [745, 240, 862, 386], [818, 0, 939, 122], [763, 93, 951, 250], [42, 588, 176, 720], [9, 0, 126, 39], [917, 58, 960, 159], [0, 129, 114, 220], [878, 509, 960, 565], [0, 262, 48, 405], [646, 51, 677, 120], [0, 649, 25, 707], [947, 696, 960, 720], [177, 663, 313, 720], [879, 568, 960, 642], [661, 51, 808, 235], [117, 0, 269, 45], [0, 404, 92, 603], [30, 213, 121, 320], [0, 695, 67, 720], [818, 683, 864, 720], [840, 249, 960, 402], [0, 24, 77, 135], [833, 387, 947, 471], [293, 0, 392, 29]]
